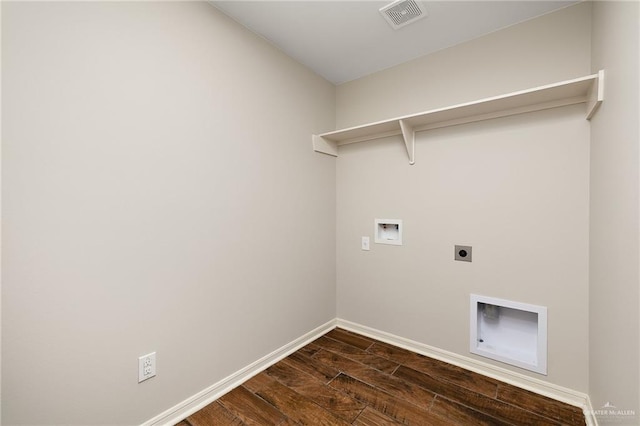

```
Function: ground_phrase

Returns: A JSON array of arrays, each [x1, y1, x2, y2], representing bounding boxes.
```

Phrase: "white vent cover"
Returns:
[[379, 0, 427, 29]]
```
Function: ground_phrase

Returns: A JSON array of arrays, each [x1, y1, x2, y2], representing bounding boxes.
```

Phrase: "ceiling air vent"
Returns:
[[379, 0, 427, 30]]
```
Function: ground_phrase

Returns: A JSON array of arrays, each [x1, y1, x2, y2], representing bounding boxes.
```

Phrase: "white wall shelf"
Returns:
[[312, 70, 604, 164]]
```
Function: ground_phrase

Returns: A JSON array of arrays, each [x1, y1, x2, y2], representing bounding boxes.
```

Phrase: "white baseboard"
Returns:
[[584, 396, 599, 426], [336, 319, 593, 419], [141, 317, 596, 426], [141, 319, 337, 426]]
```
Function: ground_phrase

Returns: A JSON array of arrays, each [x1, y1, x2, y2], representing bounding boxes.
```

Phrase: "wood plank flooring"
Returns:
[[177, 328, 586, 425]]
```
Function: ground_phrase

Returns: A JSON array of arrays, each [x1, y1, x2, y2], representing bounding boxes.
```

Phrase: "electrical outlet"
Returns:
[[138, 352, 156, 383]]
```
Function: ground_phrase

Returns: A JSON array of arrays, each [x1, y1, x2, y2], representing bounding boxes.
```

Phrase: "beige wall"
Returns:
[[336, 3, 592, 129], [336, 2, 592, 391], [1, 2, 335, 424], [590, 1, 640, 423], [3, 1, 640, 423]]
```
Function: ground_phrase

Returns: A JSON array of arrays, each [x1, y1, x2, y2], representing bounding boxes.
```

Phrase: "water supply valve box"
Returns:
[[374, 219, 403, 246]]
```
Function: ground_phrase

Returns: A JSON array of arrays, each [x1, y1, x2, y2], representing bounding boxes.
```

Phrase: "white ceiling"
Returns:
[[211, 1, 579, 84]]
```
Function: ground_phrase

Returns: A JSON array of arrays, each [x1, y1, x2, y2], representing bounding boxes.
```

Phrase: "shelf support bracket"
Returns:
[[312, 134, 338, 157], [586, 69, 605, 120], [399, 119, 415, 165]]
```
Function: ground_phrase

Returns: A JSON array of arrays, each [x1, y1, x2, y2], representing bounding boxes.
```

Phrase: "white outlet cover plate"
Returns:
[[138, 352, 157, 383], [362, 236, 370, 251]]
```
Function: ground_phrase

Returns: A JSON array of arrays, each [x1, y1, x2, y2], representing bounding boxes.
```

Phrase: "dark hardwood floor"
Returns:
[[176, 328, 586, 425]]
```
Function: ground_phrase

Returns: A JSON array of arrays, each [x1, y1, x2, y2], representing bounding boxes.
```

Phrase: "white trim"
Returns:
[[336, 318, 591, 412], [584, 395, 599, 426], [142, 318, 595, 425], [140, 319, 337, 426]]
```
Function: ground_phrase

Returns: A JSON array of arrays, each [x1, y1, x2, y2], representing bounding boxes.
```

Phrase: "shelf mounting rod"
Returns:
[[399, 119, 415, 165], [586, 69, 605, 120], [312, 134, 338, 157]]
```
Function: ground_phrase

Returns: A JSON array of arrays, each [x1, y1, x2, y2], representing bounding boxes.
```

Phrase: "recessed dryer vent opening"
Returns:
[[470, 294, 547, 375]]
